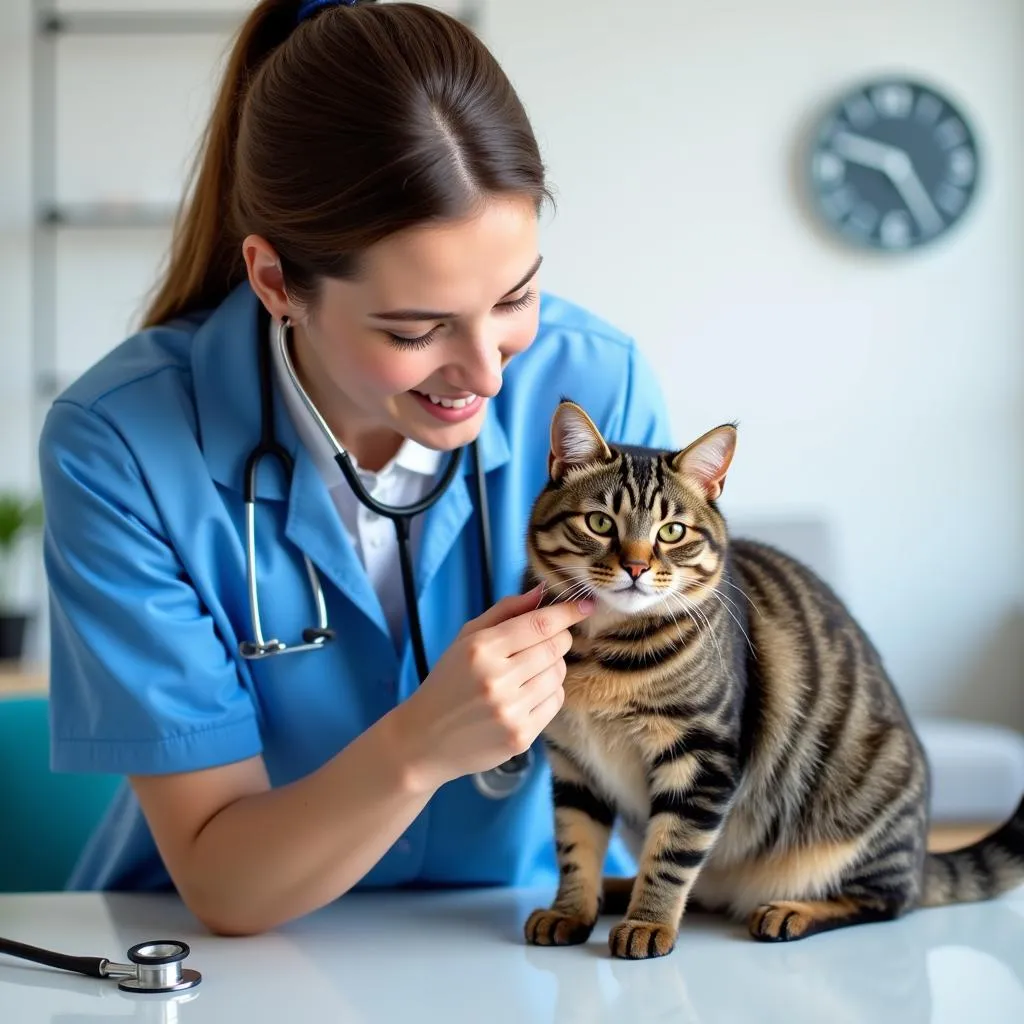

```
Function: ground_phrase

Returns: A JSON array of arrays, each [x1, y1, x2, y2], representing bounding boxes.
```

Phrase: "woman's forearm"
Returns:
[[182, 702, 438, 935]]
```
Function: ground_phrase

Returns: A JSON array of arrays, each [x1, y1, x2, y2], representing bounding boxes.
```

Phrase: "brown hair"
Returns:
[[141, 0, 551, 328]]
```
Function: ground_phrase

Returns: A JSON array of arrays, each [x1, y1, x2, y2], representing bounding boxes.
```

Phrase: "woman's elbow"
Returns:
[[182, 881, 355, 937], [189, 898, 275, 938], [176, 879, 275, 937]]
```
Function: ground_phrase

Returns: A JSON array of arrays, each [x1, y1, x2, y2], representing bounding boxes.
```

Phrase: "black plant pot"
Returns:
[[0, 612, 29, 661]]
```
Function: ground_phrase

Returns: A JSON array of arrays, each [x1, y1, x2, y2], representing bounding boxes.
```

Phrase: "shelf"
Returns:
[[0, 661, 49, 696], [37, 202, 179, 229], [37, 9, 243, 36]]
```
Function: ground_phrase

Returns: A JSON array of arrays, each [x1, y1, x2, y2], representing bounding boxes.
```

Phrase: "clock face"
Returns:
[[809, 77, 980, 251]]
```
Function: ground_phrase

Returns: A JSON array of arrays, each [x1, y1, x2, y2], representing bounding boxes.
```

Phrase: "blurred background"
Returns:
[[0, 0, 1021, 875]]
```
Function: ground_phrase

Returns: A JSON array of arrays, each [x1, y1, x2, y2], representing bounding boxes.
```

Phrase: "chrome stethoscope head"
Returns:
[[110, 941, 202, 994], [471, 751, 534, 798], [0, 935, 201, 994]]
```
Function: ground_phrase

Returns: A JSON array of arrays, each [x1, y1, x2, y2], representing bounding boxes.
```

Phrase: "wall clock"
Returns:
[[808, 77, 980, 251]]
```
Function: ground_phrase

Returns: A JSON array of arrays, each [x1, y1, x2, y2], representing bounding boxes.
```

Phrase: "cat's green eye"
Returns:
[[658, 522, 686, 544], [586, 512, 615, 536]]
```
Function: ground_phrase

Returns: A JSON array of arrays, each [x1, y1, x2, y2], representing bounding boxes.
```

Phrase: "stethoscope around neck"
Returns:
[[239, 310, 532, 800]]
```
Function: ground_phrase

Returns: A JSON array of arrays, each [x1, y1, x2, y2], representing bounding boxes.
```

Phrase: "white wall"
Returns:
[[1, 1, 35, 491], [1, 0, 1021, 728], [494, 0, 1024, 729]]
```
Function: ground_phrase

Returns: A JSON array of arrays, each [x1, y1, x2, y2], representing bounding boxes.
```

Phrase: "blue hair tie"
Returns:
[[297, 0, 358, 23]]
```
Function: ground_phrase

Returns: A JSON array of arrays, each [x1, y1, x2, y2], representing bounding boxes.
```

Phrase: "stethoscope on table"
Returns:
[[238, 308, 533, 800], [0, 935, 200, 994]]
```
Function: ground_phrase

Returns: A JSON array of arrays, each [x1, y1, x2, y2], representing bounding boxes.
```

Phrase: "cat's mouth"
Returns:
[[614, 580, 652, 595], [597, 583, 666, 615]]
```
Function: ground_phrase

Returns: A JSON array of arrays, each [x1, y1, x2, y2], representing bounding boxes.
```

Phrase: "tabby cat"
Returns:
[[522, 399, 1024, 960]]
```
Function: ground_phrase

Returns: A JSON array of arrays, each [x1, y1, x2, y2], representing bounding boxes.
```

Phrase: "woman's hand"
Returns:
[[396, 586, 594, 789]]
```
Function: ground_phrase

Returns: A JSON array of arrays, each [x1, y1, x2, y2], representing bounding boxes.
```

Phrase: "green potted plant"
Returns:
[[0, 491, 44, 662]]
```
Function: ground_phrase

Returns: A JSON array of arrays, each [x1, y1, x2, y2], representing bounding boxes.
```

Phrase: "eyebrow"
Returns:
[[368, 255, 543, 322]]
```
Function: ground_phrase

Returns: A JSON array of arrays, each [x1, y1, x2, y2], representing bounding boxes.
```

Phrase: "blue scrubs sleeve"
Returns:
[[39, 400, 263, 776]]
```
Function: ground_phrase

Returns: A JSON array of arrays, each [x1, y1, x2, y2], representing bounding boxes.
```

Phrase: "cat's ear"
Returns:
[[669, 424, 737, 501], [549, 399, 612, 480]]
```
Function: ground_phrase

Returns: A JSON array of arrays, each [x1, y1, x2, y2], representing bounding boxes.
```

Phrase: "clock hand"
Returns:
[[829, 131, 902, 172], [831, 132, 945, 237], [885, 156, 946, 237]]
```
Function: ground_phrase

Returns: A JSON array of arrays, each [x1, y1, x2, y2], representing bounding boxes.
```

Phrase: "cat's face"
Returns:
[[526, 401, 737, 618]]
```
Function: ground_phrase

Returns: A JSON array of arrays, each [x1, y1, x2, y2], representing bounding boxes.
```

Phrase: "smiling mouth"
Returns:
[[412, 390, 478, 409], [409, 390, 484, 423]]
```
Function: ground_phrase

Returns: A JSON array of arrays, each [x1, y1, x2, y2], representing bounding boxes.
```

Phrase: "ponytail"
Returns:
[[141, 1, 300, 327], [141, 0, 549, 329]]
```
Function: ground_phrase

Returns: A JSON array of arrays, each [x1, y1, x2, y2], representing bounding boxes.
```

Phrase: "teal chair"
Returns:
[[0, 695, 121, 891]]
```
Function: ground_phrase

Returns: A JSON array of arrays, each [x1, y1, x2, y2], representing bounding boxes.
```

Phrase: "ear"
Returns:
[[241, 233, 313, 325], [669, 424, 737, 501], [549, 399, 613, 481]]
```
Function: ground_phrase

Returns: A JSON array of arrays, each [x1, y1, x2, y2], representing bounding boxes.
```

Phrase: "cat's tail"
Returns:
[[921, 793, 1024, 907]]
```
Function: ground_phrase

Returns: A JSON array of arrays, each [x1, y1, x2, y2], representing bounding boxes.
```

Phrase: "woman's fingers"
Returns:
[[462, 585, 544, 636], [527, 686, 565, 727], [490, 598, 594, 659], [504, 627, 573, 686], [515, 661, 567, 716]]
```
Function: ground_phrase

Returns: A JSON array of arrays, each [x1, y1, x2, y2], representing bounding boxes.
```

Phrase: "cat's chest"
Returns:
[[547, 708, 651, 826], [562, 630, 647, 715]]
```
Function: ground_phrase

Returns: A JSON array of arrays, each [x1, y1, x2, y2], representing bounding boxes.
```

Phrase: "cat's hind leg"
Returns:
[[744, 832, 921, 942], [748, 893, 904, 941]]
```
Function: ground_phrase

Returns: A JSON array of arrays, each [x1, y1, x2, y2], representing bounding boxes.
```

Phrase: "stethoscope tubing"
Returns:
[[333, 444, 467, 682], [241, 312, 533, 796]]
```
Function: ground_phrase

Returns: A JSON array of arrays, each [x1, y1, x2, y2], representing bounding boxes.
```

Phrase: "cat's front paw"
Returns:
[[524, 908, 596, 946], [608, 919, 677, 959]]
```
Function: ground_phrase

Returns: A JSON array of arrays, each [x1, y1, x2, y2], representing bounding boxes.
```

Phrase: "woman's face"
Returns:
[[274, 195, 541, 469]]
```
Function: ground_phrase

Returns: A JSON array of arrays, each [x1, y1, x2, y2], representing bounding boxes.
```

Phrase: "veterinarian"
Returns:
[[38, 0, 674, 935]]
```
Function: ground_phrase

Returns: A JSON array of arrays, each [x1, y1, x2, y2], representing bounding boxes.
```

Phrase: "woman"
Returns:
[[39, 0, 673, 936]]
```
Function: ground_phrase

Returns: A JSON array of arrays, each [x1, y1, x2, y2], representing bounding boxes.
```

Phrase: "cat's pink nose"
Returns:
[[622, 560, 650, 580]]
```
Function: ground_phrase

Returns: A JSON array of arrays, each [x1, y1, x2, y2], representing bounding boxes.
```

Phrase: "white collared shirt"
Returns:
[[269, 318, 442, 648]]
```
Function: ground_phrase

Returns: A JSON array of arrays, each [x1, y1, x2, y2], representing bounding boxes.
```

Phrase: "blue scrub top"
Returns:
[[38, 282, 675, 893]]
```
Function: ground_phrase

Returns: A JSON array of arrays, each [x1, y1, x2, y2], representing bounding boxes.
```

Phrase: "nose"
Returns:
[[445, 330, 504, 398], [621, 559, 650, 581]]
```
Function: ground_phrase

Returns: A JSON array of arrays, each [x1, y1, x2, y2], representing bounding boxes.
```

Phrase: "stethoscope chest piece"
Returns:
[[472, 749, 534, 799], [114, 941, 201, 994], [0, 934, 201, 995]]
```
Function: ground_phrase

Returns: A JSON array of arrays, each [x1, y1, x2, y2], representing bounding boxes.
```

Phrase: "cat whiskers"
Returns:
[[542, 566, 593, 585], [685, 579, 756, 656], [685, 576, 745, 620], [541, 566, 590, 589], [663, 590, 726, 675], [545, 573, 597, 605], [712, 576, 763, 619], [680, 592, 726, 674], [557, 582, 596, 605]]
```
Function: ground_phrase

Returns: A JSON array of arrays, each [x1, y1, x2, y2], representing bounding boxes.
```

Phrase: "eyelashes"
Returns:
[[385, 288, 538, 350], [500, 289, 538, 315], [385, 331, 437, 351]]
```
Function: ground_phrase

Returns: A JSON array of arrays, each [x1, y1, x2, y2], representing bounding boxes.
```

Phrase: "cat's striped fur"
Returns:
[[523, 400, 1024, 959]]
